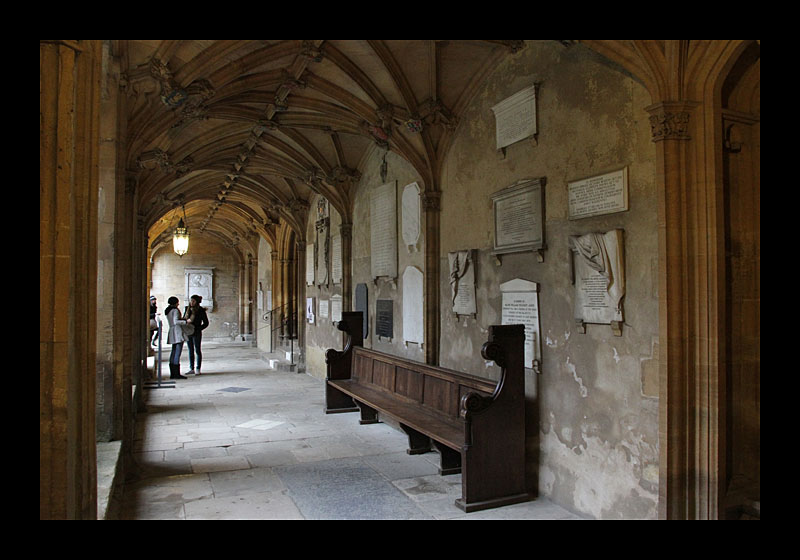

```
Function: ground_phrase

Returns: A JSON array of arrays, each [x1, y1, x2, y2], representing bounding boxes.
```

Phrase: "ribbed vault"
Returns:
[[120, 40, 522, 249]]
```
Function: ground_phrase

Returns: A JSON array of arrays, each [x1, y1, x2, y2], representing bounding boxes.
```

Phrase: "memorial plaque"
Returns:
[[500, 278, 542, 371], [370, 181, 398, 279], [448, 250, 476, 315], [319, 299, 329, 319], [306, 297, 315, 324], [491, 177, 545, 256], [306, 243, 315, 286], [331, 294, 342, 323], [491, 84, 538, 150], [185, 267, 215, 311], [316, 221, 329, 286], [568, 167, 629, 220], [402, 182, 420, 252], [402, 266, 424, 344], [355, 283, 369, 337], [376, 299, 394, 338], [570, 229, 625, 328], [331, 233, 342, 284]]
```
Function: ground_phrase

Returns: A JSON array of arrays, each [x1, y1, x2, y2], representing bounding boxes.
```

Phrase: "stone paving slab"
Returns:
[[121, 342, 584, 520]]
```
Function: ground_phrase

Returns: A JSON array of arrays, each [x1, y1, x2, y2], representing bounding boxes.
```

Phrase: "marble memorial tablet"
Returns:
[[402, 266, 424, 344], [491, 84, 538, 150], [319, 299, 329, 319], [331, 295, 342, 323], [370, 181, 398, 279], [500, 278, 542, 371], [402, 182, 420, 252], [570, 229, 625, 327], [331, 233, 342, 284], [491, 177, 545, 256], [448, 250, 476, 315], [185, 267, 215, 311], [568, 167, 629, 219], [316, 222, 328, 286], [376, 299, 393, 338]]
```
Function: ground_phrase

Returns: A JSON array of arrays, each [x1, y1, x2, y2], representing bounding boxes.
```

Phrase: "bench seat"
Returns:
[[325, 311, 530, 512]]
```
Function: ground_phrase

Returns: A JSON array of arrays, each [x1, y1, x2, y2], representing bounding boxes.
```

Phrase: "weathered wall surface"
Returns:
[[437, 41, 659, 519], [150, 236, 241, 342], [302, 41, 660, 519]]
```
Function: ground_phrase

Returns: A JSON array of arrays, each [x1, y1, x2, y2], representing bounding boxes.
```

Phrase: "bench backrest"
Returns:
[[351, 346, 496, 420]]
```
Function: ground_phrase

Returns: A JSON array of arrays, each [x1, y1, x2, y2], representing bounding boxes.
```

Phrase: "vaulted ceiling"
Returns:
[[126, 40, 526, 255]]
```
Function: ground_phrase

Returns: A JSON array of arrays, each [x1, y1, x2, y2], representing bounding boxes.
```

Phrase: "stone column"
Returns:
[[295, 241, 307, 369], [40, 40, 102, 520], [421, 190, 441, 366], [646, 100, 723, 520]]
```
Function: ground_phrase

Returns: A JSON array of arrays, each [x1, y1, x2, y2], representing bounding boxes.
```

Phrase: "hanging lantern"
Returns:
[[173, 206, 189, 257]]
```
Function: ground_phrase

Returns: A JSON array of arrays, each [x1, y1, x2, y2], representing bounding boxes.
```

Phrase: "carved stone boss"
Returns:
[[185, 267, 214, 311], [491, 177, 546, 263], [569, 229, 625, 336]]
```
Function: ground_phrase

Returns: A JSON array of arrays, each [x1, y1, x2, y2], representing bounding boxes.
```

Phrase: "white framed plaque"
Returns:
[[305, 243, 315, 286], [568, 167, 629, 220], [500, 278, 542, 373], [370, 181, 398, 279], [491, 84, 538, 150], [491, 177, 545, 258]]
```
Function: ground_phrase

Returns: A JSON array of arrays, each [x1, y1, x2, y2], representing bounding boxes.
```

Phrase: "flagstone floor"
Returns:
[[119, 341, 584, 520]]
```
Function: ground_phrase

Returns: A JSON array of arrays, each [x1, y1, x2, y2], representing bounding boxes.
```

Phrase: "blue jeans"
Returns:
[[170, 341, 183, 365], [188, 330, 203, 370]]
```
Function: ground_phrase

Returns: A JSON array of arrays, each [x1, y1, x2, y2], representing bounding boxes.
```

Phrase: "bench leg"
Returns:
[[357, 402, 379, 425], [324, 383, 359, 414], [432, 441, 462, 475], [399, 423, 432, 455]]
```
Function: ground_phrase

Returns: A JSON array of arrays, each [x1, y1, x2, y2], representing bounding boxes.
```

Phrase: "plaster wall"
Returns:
[[301, 41, 660, 519], [438, 41, 659, 519], [149, 236, 240, 342]]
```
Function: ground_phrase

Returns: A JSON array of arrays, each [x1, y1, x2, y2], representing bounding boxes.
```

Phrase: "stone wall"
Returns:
[[149, 236, 241, 342], [302, 41, 660, 519]]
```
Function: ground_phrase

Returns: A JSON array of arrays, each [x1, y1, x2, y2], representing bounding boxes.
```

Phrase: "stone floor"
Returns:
[[119, 341, 584, 520]]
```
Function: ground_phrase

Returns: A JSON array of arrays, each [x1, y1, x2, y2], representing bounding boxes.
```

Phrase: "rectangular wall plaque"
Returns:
[[370, 181, 398, 279], [500, 278, 542, 373], [491, 177, 545, 259], [376, 299, 394, 338], [568, 167, 629, 219], [491, 84, 538, 150]]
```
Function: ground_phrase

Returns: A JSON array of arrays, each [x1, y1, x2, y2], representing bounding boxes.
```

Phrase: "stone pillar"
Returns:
[[647, 99, 727, 520], [421, 190, 441, 366], [40, 40, 102, 520], [295, 241, 307, 368], [340, 222, 353, 310]]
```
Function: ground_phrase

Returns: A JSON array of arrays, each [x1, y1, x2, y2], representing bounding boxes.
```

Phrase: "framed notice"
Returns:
[[568, 167, 629, 220], [491, 177, 546, 261]]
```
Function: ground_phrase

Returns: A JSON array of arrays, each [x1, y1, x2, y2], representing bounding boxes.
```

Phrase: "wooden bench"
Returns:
[[324, 311, 529, 513]]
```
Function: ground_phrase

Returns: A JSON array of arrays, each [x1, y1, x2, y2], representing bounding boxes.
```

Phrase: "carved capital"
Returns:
[[645, 102, 697, 142], [339, 222, 353, 237], [420, 190, 441, 212]]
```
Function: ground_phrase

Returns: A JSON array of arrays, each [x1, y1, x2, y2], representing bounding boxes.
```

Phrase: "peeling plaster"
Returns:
[[565, 356, 588, 397]]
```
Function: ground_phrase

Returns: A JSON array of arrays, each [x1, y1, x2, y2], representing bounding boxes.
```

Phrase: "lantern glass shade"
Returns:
[[173, 218, 190, 257]]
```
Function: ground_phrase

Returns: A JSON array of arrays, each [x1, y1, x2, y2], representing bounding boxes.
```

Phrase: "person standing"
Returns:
[[149, 296, 159, 345], [165, 296, 188, 379], [185, 294, 209, 375]]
